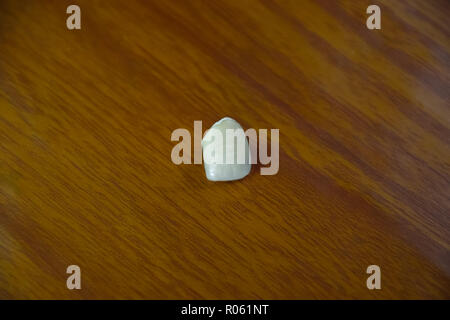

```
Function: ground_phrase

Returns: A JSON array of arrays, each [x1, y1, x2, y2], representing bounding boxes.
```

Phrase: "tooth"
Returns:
[[202, 117, 251, 181]]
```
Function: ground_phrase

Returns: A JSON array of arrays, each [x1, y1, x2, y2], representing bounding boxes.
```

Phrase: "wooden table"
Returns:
[[0, 0, 449, 299]]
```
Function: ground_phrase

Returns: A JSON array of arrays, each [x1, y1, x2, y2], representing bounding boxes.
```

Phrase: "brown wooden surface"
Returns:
[[0, 0, 449, 299]]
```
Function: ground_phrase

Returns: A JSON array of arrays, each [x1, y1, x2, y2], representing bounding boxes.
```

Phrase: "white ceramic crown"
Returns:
[[202, 117, 251, 181]]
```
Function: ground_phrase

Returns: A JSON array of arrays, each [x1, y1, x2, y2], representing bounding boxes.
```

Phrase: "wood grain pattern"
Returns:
[[0, 0, 449, 299]]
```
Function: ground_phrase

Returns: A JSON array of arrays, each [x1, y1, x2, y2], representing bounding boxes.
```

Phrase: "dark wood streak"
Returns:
[[317, 0, 450, 100], [262, 0, 450, 142]]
